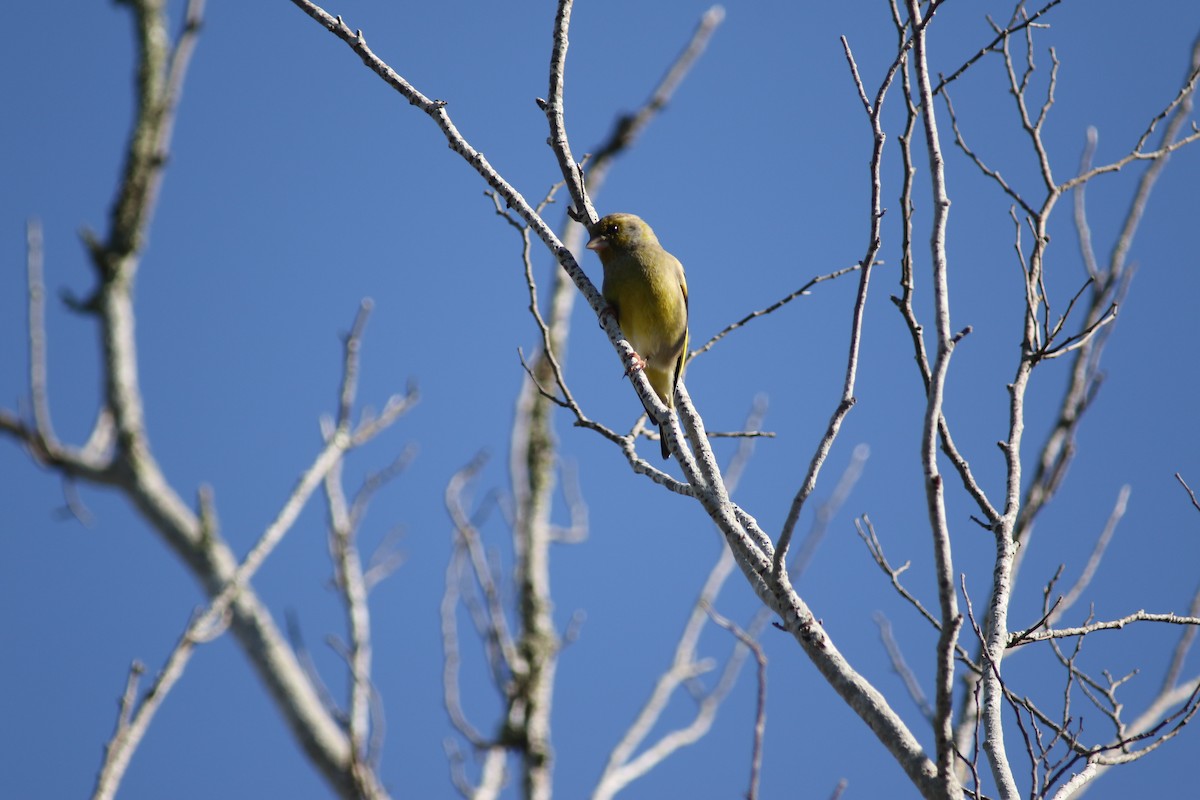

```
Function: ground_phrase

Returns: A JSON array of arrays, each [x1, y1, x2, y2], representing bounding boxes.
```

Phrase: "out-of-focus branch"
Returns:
[[591, 547, 746, 800], [486, 11, 726, 793], [323, 324, 416, 773], [593, 401, 766, 800], [1163, 584, 1200, 695], [25, 219, 54, 446], [1004, 657, 1200, 798], [90, 0, 205, 271], [875, 613, 935, 723], [588, 6, 724, 171], [1044, 486, 1129, 627], [1017, 34, 1200, 550], [446, 455, 519, 690], [440, 454, 510, 799], [93, 303, 413, 800], [0, 1, 410, 797], [2, 219, 120, 478]]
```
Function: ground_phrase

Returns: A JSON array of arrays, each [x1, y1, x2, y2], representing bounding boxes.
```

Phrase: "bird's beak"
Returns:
[[586, 233, 607, 252]]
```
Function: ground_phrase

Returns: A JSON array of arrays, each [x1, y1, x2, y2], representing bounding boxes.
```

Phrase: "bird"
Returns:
[[587, 213, 689, 459]]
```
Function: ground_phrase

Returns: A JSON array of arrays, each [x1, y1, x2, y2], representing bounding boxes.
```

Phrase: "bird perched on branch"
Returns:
[[587, 213, 689, 459]]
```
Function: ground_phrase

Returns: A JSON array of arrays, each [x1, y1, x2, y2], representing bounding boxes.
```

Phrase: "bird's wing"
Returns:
[[678, 259, 689, 317], [674, 256, 689, 384]]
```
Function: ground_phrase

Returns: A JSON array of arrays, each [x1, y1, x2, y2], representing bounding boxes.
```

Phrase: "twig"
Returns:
[[691, 264, 861, 357], [25, 218, 56, 449], [1177, 473, 1200, 514], [1163, 584, 1200, 694], [791, 444, 869, 580], [589, 6, 726, 169], [1046, 485, 1130, 626], [542, 0, 597, 226], [593, 402, 767, 800], [773, 34, 894, 574], [445, 454, 519, 684], [92, 301, 408, 800], [932, 0, 1063, 95], [1010, 611, 1200, 645], [875, 613, 934, 722], [856, 516, 941, 632], [906, 4, 971, 793]]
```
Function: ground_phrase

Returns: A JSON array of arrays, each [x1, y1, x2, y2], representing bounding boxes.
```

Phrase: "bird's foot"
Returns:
[[624, 351, 647, 376]]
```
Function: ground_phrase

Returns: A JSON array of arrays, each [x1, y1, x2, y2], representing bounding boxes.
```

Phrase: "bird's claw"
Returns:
[[624, 351, 647, 376]]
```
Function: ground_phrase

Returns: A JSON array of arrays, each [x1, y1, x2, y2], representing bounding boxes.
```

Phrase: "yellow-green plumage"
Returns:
[[587, 213, 689, 459]]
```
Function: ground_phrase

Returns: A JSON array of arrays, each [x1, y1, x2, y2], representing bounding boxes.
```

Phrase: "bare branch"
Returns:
[[445, 454, 520, 683], [1011, 611, 1200, 645], [856, 517, 941, 633], [891, 29, 999, 528], [1163, 584, 1200, 694], [542, 0, 597, 227], [588, 6, 725, 171], [440, 538, 490, 751], [943, 86, 1036, 217], [594, 401, 769, 800], [592, 544, 754, 800], [25, 218, 56, 447], [1072, 126, 1101, 279], [774, 33, 895, 573], [1177, 473, 1200, 515], [906, 3, 971, 794], [286, 0, 608, 335], [691, 264, 861, 357], [92, 299, 409, 800], [322, 389, 412, 770], [932, 0, 1064, 95], [790, 444, 869, 579], [875, 613, 934, 722], [1046, 485, 1130, 626]]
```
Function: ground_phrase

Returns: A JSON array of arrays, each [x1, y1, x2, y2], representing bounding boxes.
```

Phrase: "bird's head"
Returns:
[[587, 213, 658, 255]]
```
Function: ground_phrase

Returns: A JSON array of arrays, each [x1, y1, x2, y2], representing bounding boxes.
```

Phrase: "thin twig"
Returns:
[[1010, 611, 1200, 645], [691, 264, 861, 357], [1177, 473, 1200, 515], [773, 34, 894, 574], [875, 613, 934, 722], [932, 0, 1063, 95]]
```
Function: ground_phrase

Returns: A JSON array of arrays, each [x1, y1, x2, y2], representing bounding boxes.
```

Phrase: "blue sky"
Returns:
[[2, 2, 1199, 798]]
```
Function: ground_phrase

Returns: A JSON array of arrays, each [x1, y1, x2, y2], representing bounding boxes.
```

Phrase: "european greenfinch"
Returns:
[[587, 213, 689, 459]]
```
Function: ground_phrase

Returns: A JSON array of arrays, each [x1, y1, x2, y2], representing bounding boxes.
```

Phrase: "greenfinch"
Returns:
[[587, 213, 689, 459]]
